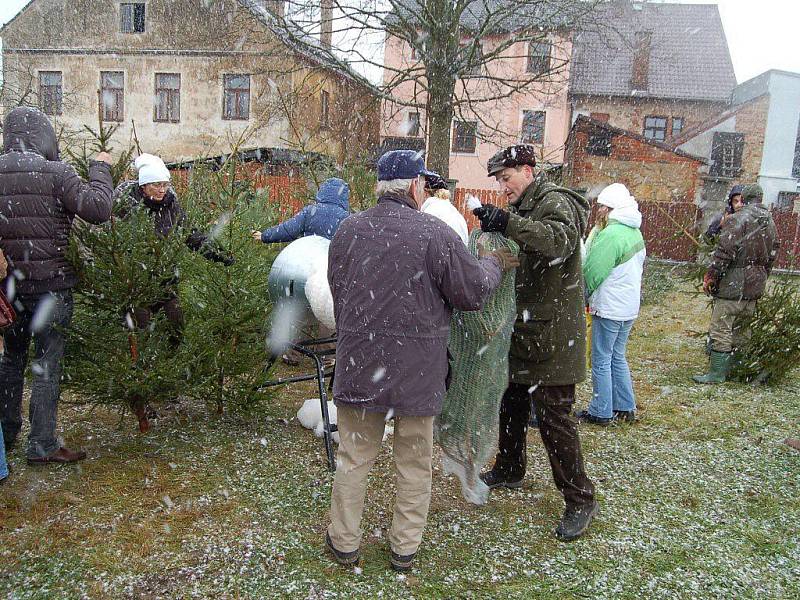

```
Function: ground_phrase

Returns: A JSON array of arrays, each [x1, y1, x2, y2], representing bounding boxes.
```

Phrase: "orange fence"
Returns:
[[169, 167, 800, 269]]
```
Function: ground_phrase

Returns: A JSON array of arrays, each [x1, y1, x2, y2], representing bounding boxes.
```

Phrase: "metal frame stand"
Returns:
[[255, 336, 337, 471]]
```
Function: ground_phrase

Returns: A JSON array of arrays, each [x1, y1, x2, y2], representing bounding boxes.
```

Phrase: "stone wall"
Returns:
[[565, 118, 704, 204]]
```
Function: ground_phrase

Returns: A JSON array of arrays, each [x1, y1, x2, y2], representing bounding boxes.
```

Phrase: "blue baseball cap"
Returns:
[[377, 150, 435, 181]]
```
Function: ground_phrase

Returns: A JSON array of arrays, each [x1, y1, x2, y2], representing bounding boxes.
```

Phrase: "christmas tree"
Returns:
[[63, 131, 281, 430]]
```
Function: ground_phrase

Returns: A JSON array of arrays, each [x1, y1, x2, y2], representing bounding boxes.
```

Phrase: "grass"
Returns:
[[1, 279, 799, 599]]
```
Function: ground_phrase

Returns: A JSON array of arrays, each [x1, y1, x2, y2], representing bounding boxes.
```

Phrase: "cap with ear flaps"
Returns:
[[486, 144, 537, 177], [135, 153, 171, 186]]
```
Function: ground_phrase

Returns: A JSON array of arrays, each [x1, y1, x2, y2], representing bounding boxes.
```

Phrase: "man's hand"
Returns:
[[95, 152, 113, 165], [479, 246, 520, 272], [702, 271, 717, 296], [251, 230, 263, 242], [473, 204, 510, 234]]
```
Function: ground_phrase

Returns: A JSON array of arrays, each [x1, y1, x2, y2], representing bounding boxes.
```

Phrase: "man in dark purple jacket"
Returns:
[[324, 150, 518, 572]]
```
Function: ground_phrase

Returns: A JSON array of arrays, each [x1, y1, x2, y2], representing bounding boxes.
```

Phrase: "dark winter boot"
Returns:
[[390, 549, 416, 572], [479, 469, 524, 490], [555, 501, 599, 541], [692, 350, 732, 384], [325, 532, 359, 567]]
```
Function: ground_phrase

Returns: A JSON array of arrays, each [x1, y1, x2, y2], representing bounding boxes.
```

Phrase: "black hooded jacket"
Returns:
[[0, 107, 113, 296]]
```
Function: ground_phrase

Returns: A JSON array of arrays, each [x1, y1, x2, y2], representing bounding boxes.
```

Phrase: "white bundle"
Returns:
[[465, 195, 483, 211], [296, 398, 394, 444], [305, 265, 335, 330], [297, 398, 340, 444]]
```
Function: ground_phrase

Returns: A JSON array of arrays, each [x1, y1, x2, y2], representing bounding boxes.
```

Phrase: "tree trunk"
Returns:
[[426, 76, 456, 179]]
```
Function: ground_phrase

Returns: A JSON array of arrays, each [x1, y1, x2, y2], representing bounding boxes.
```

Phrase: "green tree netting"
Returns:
[[435, 230, 518, 505]]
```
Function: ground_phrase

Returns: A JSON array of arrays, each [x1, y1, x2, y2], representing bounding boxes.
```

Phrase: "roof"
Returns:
[[236, 1, 376, 91], [388, 0, 583, 33], [0, 0, 33, 35], [571, 115, 706, 164], [570, 2, 736, 102], [670, 93, 767, 147], [165, 147, 332, 170]]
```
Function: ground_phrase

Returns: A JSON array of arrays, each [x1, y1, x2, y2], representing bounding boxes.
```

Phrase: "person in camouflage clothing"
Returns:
[[694, 184, 780, 384], [472, 144, 597, 542]]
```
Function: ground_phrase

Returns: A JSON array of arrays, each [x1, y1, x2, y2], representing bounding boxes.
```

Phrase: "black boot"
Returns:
[[555, 501, 599, 541], [479, 469, 524, 489]]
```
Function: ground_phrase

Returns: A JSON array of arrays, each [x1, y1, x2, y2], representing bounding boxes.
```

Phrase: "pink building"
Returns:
[[381, 32, 573, 190]]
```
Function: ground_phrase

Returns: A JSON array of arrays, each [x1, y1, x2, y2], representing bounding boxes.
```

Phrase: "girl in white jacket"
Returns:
[[576, 183, 646, 425], [420, 174, 469, 245]]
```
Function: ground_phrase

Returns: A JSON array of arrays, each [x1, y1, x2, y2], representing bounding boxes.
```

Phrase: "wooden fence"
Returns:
[[169, 168, 800, 269]]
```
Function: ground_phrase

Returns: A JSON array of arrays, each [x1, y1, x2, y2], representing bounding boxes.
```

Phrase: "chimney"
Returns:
[[262, 1, 284, 18], [630, 31, 651, 91], [320, 0, 333, 48]]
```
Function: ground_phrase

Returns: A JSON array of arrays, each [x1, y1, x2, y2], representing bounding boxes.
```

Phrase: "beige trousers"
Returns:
[[710, 298, 757, 353], [327, 406, 434, 556]]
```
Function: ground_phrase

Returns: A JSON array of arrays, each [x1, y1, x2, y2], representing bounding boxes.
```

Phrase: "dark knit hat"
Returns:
[[424, 173, 448, 191], [487, 144, 537, 177]]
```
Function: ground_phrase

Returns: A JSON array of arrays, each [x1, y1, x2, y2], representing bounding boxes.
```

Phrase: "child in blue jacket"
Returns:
[[252, 178, 350, 243]]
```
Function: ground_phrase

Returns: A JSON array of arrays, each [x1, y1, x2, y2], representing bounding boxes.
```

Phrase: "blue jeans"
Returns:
[[0, 425, 7, 479], [0, 290, 74, 459], [589, 316, 636, 419]]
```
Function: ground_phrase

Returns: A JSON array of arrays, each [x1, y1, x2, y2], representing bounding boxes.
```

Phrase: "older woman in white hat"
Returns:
[[576, 183, 646, 426]]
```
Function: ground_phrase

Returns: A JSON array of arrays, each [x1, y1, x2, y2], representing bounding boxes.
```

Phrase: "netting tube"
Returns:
[[435, 230, 518, 505]]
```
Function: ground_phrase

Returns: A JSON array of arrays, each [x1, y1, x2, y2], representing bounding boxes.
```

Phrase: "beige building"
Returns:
[[0, 0, 378, 166]]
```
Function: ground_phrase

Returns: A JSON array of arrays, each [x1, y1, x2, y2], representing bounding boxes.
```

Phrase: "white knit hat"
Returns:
[[135, 153, 171, 185], [597, 183, 635, 210]]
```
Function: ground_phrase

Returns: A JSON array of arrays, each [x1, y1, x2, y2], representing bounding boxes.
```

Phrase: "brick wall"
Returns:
[[565, 120, 705, 203], [729, 94, 769, 185], [572, 96, 726, 143]]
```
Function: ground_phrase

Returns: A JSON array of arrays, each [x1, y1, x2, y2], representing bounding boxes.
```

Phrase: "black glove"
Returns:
[[473, 204, 510, 234]]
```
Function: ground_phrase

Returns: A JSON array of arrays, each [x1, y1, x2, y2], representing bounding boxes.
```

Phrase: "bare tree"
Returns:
[[248, 0, 607, 177]]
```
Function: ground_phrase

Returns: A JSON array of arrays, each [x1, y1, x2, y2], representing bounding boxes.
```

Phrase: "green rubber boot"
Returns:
[[693, 350, 732, 384]]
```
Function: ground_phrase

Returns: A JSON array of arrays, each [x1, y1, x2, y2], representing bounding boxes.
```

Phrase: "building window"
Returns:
[[38, 71, 62, 116], [521, 110, 546, 144], [587, 130, 612, 156], [100, 71, 124, 122], [223, 74, 250, 120], [320, 90, 330, 128], [407, 112, 420, 137], [671, 117, 684, 138], [710, 132, 745, 178], [451, 120, 477, 153], [643, 116, 668, 141], [154, 73, 180, 123], [527, 41, 551, 75], [120, 3, 145, 33]]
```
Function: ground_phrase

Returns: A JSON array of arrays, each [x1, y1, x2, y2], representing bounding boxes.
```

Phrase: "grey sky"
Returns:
[[1, 0, 798, 84]]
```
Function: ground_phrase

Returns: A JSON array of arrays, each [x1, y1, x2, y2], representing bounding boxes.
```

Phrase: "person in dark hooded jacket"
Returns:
[[704, 185, 744, 241], [0, 106, 113, 464], [252, 177, 350, 243]]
